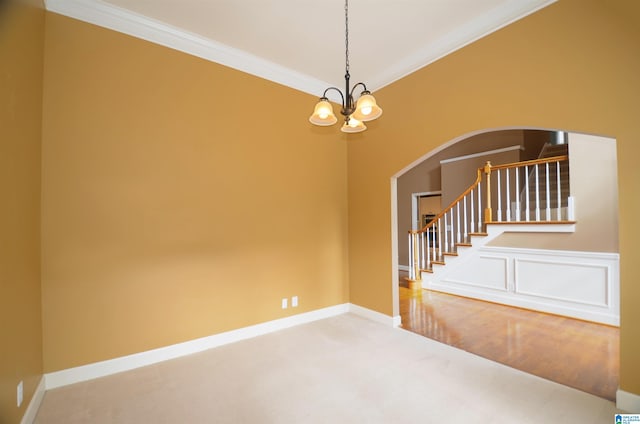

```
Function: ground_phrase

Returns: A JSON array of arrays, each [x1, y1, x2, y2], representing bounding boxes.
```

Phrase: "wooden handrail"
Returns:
[[489, 155, 568, 171], [410, 167, 483, 235], [409, 154, 569, 236]]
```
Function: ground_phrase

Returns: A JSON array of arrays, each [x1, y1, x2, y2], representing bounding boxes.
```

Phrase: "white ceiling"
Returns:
[[45, 0, 555, 100]]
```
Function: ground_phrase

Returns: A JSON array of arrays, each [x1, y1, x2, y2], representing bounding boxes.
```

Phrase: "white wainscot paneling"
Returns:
[[443, 255, 508, 291], [426, 246, 619, 326], [515, 259, 609, 307]]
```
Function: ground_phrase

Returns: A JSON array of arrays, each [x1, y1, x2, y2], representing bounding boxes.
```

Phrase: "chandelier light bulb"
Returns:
[[308, 0, 382, 133], [309, 98, 338, 126], [352, 92, 383, 122]]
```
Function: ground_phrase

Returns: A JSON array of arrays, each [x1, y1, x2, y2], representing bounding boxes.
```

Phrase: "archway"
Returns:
[[390, 127, 620, 399]]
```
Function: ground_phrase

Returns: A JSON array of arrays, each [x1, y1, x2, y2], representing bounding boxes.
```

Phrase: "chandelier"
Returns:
[[308, 0, 382, 133]]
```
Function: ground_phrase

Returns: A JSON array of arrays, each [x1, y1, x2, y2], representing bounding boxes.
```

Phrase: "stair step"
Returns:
[[442, 252, 458, 257], [432, 260, 446, 265], [456, 242, 472, 247], [469, 232, 488, 237]]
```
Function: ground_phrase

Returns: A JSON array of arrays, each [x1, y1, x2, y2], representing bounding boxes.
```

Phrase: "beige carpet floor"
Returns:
[[34, 313, 621, 423]]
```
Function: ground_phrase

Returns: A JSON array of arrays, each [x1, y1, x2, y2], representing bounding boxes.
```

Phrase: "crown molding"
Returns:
[[44, 0, 333, 99], [44, 0, 555, 100], [369, 0, 557, 91]]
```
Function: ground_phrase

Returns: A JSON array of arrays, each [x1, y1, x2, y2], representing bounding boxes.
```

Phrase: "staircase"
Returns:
[[406, 149, 574, 284], [404, 142, 620, 326]]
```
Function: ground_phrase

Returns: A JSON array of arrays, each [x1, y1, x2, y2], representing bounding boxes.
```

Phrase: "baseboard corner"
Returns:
[[617, 388, 640, 413], [20, 375, 46, 424], [348, 303, 397, 327]]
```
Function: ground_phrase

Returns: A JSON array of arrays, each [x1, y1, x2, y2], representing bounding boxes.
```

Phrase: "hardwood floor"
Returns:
[[399, 284, 619, 400]]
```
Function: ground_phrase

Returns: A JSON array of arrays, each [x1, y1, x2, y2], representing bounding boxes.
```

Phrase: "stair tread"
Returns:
[[456, 242, 472, 247], [442, 252, 458, 256]]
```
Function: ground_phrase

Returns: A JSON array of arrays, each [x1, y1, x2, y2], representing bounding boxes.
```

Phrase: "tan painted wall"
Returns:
[[41, 14, 349, 372], [0, 2, 45, 423], [347, 0, 640, 395], [490, 133, 619, 252]]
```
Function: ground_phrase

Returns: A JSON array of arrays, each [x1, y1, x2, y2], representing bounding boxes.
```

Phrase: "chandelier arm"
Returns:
[[322, 87, 346, 109], [349, 82, 369, 99]]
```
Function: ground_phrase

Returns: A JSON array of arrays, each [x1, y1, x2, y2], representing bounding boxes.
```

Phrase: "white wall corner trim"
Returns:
[[617, 389, 640, 413], [44, 303, 350, 389], [20, 376, 46, 424], [43, 0, 330, 98]]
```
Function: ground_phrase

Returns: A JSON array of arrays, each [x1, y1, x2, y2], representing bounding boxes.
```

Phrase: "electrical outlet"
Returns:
[[17, 381, 23, 407], [291, 296, 298, 307], [281, 298, 288, 309]]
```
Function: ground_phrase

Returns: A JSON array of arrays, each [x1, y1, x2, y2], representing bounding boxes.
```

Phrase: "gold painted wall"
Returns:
[[0, 2, 45, 423], [41, 14, 349, 372], [347, 0, 640, 395]]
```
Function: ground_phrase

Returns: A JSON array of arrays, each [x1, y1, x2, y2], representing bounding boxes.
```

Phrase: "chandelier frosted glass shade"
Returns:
[[308, 0, 382, 133], [309, 98, 338, 126], [340, 117, 366, 133], [352, 92, 383, 122]]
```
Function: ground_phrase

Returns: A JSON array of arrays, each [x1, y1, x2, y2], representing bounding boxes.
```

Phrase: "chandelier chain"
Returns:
[[345, 0, 349, 75]]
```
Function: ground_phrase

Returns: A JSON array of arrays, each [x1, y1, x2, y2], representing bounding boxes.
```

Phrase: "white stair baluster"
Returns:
[[408, 235, 414, 279], [545, 162, 551, 221], [525, 166, 530, 221], [556, 160, 562, 220], [420, 231, 425, 270], [505, 168, 511, 222], [470, 189, 475, 233], [436, 218, 442, 261], [456, 202, 461, 243], [443, 212, 449, 254], [450, 209, 455, 251], [535, 164, 541, 221], [463, 195, 468, 242], [515, 167, 520, 221], [497, 169, 502, 222], [477, 182, 482, 231]]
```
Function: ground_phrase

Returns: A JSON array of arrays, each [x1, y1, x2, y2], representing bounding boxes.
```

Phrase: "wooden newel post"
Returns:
[[483, 161, 493, 224]]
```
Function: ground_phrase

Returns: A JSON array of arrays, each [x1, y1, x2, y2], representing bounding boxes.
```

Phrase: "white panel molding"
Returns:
[[44, 302, 398, 390], [514, 258, 611, 307], [44, 0, 332, 99], [424, 244, 619, 326], [442, 254, 509, 292], [20, 376, 46, 424], [617, 389, 640, 413]]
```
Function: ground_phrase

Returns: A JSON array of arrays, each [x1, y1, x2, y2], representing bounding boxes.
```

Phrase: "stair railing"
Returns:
[[407, 168, 484, 280], [407, 154, 571, 282], [486, 154, 571, 224]]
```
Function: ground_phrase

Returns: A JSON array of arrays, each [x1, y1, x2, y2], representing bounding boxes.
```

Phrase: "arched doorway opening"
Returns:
[[390, 127, 620, 400]]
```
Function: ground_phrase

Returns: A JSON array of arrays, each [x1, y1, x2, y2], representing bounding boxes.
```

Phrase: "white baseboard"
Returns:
[[43, 302, 400, 391], [45, 303, 350, 389], [348, 303, 401, 327], [21, 376, 46, 424], [617, 389, 640, 413]]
